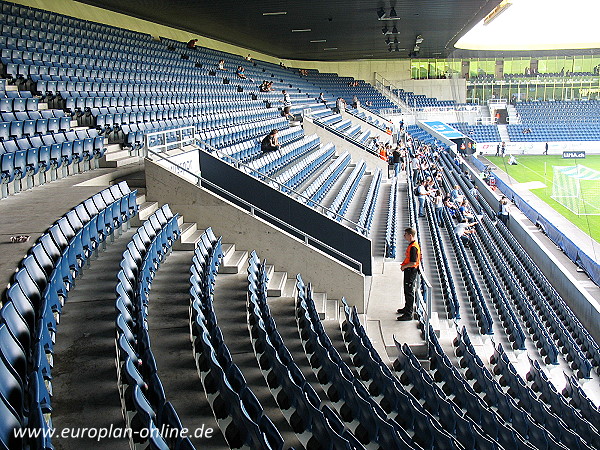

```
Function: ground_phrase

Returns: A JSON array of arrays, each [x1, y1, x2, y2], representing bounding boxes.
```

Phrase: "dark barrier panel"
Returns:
[[198, 150, 372, 275]]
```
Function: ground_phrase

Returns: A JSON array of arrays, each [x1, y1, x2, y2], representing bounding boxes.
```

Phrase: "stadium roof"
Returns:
[[78, 0, 505, 61]]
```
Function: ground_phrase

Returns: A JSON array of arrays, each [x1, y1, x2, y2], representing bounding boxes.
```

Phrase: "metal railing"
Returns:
[[142, 126, 197, 157], [307, 115, 380, 157], [374, 73, 413, 114], [146, 147, 364, 273]]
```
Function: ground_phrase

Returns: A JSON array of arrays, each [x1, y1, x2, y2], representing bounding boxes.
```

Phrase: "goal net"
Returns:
[[551, 165, 600, 215]]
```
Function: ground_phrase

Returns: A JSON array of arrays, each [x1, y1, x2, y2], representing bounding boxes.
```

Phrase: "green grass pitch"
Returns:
[[486, 155, 600, 243]]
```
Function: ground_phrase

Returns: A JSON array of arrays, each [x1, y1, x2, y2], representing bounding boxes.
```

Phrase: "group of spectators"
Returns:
[[259, 80, 274, 92]]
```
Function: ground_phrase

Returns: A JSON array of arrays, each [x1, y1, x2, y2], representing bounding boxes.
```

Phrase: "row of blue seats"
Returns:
[[189, 231, 285, 449], [427, 327, 563, 449], [115, 205, 194, 449], [88, 100, 266, 125], [480, 214, 592, 376], [385, 177, 399, 258], [247, 254, 366, 449], [439, 191, 494, 333], [437, 149, 558, 355], [219, 127, 304, 163], [0, 88, 32, 98], [454, 328, 591, 449], [0, 35, 161, 64], [0, 32, 162, 56], [302, 152, 350, 207], [1, 2, 153, 41], [90, 105, 281, 138], [295, 276, 416, 448], [35, 80, 262, 98], [468, 221, 527, 349], [53, 92, 250, 113], [342, 299, 467, 449], [433, 144, 598, 380], [0, 20, 155, 48], [198, 116, 288, 151], [394, 337, 510, 449], [344, 107, 389, 132], [0, 128, 106, 197], [356, 168, 382, 236], [0, 115, 70, 139], [422, 176, 460, 318], [245, 134, 320, 179], [0, 181, 137, 448], [274, 142, 335, 193], [328, 160, 366, 222], [0, 97, 38, 112], [490, 342, 599, 443]]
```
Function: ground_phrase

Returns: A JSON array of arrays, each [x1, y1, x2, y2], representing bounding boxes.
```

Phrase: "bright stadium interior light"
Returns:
[[456, 0, 600, 50]]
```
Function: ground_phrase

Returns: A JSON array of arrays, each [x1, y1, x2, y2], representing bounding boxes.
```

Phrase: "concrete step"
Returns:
[[219, 250, 247, 274], [99, 155, 140, 168], [267, 271, 287, 297], [130, 201, 158, 226], [174, 228, 203, 251], [6, 84, 18, 91], [104, 148, 133, 161], [428, 312, 452, 338], [264, 264, 275, 282], [221, 243, 236, 261], [325, 298, 339, 321], [178, 222, 198, 242], [135, 193, 146, 205], [281, 278, 296, 298], [312, 292, 327, 320]]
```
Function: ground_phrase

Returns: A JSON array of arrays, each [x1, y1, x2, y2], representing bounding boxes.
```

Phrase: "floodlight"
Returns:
[[392, 25, 398, 34], [377, 7, 386, 19]]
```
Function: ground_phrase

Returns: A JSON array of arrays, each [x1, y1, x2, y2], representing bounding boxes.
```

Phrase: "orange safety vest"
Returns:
[[403, 241, 421, 268]]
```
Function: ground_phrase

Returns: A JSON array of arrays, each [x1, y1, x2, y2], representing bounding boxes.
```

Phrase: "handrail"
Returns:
[[146, 148, 364, 273], [344, 107, 390, 133], [195, 137, 369, 234], [374, 73, 413, 115], [418, 268, 433, 352], [309, 116, 380, 156], [143, 126, 197, 157]]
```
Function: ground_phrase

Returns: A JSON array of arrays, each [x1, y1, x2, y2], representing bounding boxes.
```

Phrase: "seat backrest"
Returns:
[[0, 323, 27, 386], [0, 394, 22, 450]]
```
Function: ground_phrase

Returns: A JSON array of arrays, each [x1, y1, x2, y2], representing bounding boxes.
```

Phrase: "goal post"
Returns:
[[551, 165, 600, 216]]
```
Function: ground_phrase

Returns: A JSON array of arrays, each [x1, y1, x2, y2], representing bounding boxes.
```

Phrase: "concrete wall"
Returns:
[[303, 120, 390, 174], [145, 159, 367, 311], [285, 60, 413, 85], [465, 159, 600, 344], [399, 79, 468, 103]]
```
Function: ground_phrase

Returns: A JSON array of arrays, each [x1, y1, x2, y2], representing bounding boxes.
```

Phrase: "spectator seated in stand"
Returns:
[[261, 129, 280, 153], [236, 66, 253, 81], [186, 38, 198, 49], [217, 59, 227, 71], [454, 218, 477, 247]]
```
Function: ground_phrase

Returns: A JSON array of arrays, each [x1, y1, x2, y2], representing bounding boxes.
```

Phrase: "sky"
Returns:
[[455, 0, 600, 50]]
